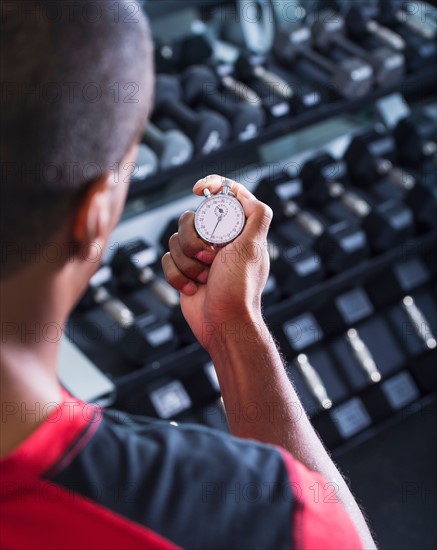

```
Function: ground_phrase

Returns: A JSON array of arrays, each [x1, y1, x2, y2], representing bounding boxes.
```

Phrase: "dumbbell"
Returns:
[[82, 266, 179, 364], [294, 354, 333, 410], [311, 10, 405, 86], [343, 328, 383, 383], [274, 25, 373, 98], [130, 144, 158, 182], [345, 5, 406, 50], [236, 52, 324, 112], [267, 236, 326, 294], [344, 128, 437, 228], [255, 171, 369, 273], [235, 52, 296, 101], [143, 122, 193, 170], [111, 239, 195, 344], [256, 171, 325, 290], [403, 1, 437, 37], [379, 0, 436, 40], [111, 240, 180, 308], [394, 111, 437, 167], [208, 59, 263, 108], [154, 32, 213, 73], [181, 65, 266, 142], [208, 55, 297, 120], [301, 153, 415, 250], [153, 75, 231, 156]]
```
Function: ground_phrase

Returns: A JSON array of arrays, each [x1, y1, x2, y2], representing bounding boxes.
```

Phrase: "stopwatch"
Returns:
[[194, 178, 246, 245]]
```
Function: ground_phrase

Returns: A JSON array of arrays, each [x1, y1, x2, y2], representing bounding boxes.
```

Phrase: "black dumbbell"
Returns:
[[208, 59, 264, 108], [111, 240, 195, 344], [379, 0, 436, 40], [256, 173, 325, 289], [235, 52, 296, 101], [82, 266, 179, 364], [267, 235, 326, 294], [344, 127, 437, 228], [274, 24, 373, 98], [311, 10, 405, 86], [236, 52, 325, 112], [130, 144, 158, 182], [301, 153, 415, 250], [209, 56, 292, 121], [111, 240, 179, 308], [394, 110, 437, 167], [181, 65, 266, 142], [153, 75, 231, 155], [154, 32, 213, 73], [345, 5, 406, 51], [345, 4, 437, 70], [255, 171, 369, 273], [143, 122, 193, 170]]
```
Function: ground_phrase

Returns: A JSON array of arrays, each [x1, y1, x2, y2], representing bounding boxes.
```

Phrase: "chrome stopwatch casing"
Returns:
[[194, 181, 245, 245]]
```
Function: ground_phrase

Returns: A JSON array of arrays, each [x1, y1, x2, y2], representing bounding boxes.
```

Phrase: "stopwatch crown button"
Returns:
[[203, 188, 212, 198]]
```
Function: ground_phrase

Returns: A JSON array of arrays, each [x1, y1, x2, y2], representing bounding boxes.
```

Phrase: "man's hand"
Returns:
[[161, 175, 273, 350]]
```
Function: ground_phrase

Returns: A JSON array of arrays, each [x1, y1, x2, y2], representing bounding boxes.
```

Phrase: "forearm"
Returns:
[[208, 314, 376, 549]]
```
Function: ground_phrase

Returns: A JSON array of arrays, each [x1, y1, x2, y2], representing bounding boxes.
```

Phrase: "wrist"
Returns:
[[204, 310, 268, 357]]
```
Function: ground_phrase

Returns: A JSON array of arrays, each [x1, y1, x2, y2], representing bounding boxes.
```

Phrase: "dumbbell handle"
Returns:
[[283, 200, 324, 237], [374, 158, 416, 190], [251, 65, 294, 99], [295, 354, 332, 410], [402, 296, 437, 349], [221, 75, 263, 107], [144, 122, 166, 152], [345, 328, 382, 383], [395, 9, 436, 39], [197, 85, 247, 121], [139, 266, 180, 308], [93, 286, 135, 329], [366, 20, 406, 50], [326, 29, 381, 65], [160, 97, 202, 131], [328, 182, 371, 217]]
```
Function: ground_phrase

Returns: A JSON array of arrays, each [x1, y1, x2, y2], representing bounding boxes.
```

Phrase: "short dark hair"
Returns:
[[0, 0, 153, 277]]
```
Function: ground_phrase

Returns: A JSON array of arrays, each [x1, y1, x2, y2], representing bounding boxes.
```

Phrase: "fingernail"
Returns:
[[193, 175, 210, 190], [181, 282, 197, 296]]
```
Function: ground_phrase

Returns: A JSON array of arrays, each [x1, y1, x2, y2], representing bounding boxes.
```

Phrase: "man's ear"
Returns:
[[72, 175, 113, 255]]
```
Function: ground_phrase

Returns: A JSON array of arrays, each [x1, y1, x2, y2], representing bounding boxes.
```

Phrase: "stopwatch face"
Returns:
[[194, 194, 245, 245]]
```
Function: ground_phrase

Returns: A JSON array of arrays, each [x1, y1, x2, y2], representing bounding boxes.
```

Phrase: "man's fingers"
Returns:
[[178, 210, 217, 264], [193, 174, 256, 205], [169, 233, 210, 283], [161, 252, 198, 296]]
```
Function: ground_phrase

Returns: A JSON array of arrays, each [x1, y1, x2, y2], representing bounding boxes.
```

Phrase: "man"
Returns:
[[0, 1, 375, 548]]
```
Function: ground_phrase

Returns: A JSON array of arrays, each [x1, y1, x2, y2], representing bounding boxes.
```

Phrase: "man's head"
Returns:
[[0, 0, 153, 296]]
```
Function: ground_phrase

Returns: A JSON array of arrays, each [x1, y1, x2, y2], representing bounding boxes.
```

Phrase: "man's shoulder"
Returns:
[[48, 407, 296, 549], [102, 406, 285, 470]]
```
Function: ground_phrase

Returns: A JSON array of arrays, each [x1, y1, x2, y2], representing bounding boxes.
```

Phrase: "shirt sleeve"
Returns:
[[277, 447, 364, 550]]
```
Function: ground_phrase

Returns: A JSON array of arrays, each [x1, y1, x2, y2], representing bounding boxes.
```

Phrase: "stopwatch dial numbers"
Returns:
[[196, 196, 245, 244]]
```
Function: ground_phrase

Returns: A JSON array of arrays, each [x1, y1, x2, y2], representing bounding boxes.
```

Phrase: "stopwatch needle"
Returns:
[[210, 216, 222, 238]]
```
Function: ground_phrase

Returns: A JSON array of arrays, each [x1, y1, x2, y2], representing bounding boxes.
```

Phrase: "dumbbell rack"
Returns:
[[130, 63, 437, 198], [63, 0, 437, 453]]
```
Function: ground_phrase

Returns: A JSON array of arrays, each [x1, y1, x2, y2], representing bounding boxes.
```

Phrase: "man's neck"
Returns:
[[0, 266, 69, 458], [0, 352, 63, 458]]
